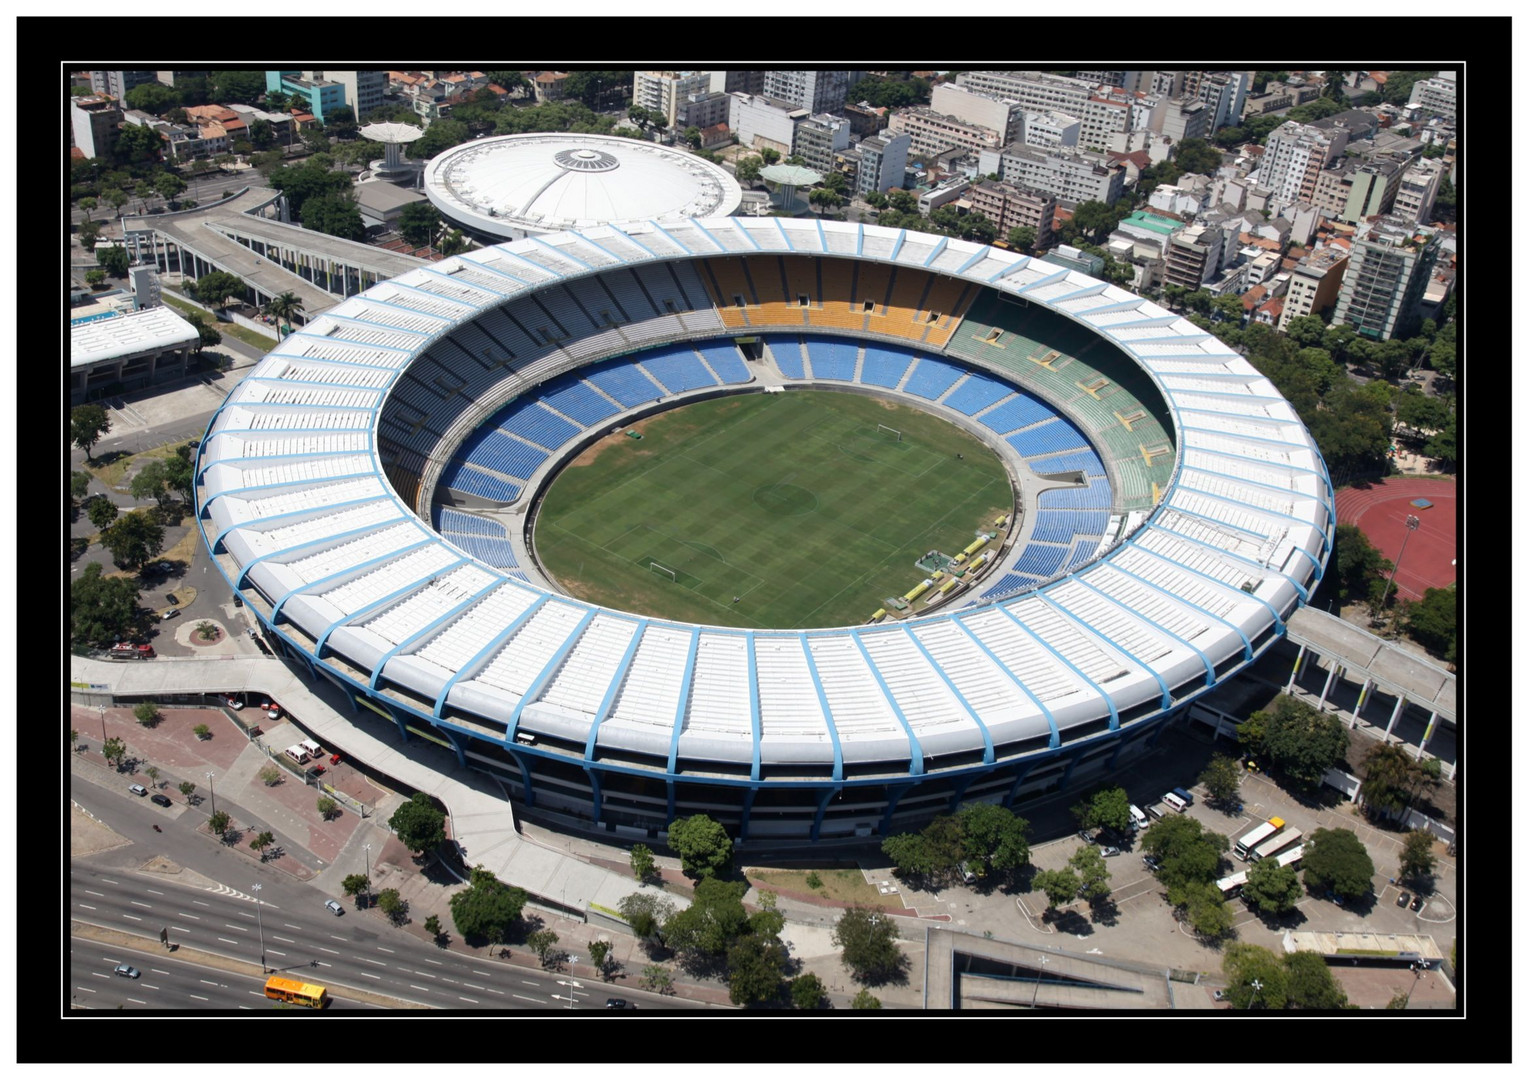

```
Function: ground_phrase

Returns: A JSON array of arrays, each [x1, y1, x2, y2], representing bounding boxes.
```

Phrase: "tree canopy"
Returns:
[[98, 509, 165, 570], [1238, 694, 1349, 790], [448, 866, 528, 941], [1301, 827, 1375, 899], [1073, 786, 1132, 835], [71, 562, 144, 647], [398, 201, 442, 247], [389, 792, 446, 853], [269, 161, 352, 218], [70, 404, 112, 461], [726, 933, 788, 1006], [1140, 814, 1230, 904], [1404, 587, 1456, 664], [667, 814, 733, 880], [661, 876, 749, 958], [1240, 859, 1304, 916], [300, 191, 366, 241], [831, 907, 905, 983]]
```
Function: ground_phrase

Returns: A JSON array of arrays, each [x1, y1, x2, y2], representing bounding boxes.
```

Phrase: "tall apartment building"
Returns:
[[1392, 158, 1446, 224], [854, 132, 910, 195], [929, 82, 1024, 145], [986, 144, 1125, 208], [1331, 217, 1440, 340], [729, 94, 808, 155], [1407, 71, 1456, 121], [1342, 158, 1404, 223], [1193, 71, 1249, 131], [89, 70, 157, 99], [794, 114, 851, 175], [966, 181, 1056, 247], [155, 71, 199, 88], [314, 70, 386, 119], [1020, 110, 1081, 149], [266, 71, 346, 123], [1277, 246, 1350, 331], [887, 106, 1003, 161], [1153, 97, 1209, 143], [762, 70, 852, 115], [633, 70, 722, 128], [677, 91, 732, 132], [1163, 224, 1225, 288], [71, 95, 123, 159], [1260, 121, 1349, 202], [954, 72, 1144, 152]]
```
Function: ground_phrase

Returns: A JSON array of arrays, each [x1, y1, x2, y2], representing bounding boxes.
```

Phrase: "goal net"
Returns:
[[649, 561, 678, 582], [875, 423, 902, 442]]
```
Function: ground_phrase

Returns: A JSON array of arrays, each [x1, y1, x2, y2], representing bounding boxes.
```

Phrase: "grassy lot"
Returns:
[[86, 441, 183, 491], [160, 292, 277, 350], [535, 391, 1011, 629], [745, 866, 901, 910]]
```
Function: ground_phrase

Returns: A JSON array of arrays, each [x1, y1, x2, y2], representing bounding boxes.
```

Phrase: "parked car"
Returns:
[[1099, 846, 1121, 858], [325, 899, 344, 916], [129, 784, 148, 797], [1410, 894, 1426, 913], [604, 998, 630, 1009], [1396, 891, 1412, 909], [150, 793, 173, 808], [161, 608, 181, 621], [114, 963, 141, 979], [1078, 829, 1095, 845], [1142, 855, 1162, 871], [1212, 989, 1227, 1002], [165, 593, 179, 605]]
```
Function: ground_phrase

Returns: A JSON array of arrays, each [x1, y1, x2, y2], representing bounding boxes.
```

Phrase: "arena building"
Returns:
[[421, 133, 743, 244], [195, 217, 1332, 842]]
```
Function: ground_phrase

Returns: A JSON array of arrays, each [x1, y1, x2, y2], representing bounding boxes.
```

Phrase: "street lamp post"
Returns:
[[1032, 954, 1050, 1007], [363, 843, 372, 907], [1376, 515, 1421, 623], [1403, 962, 1425, 1009], [1248, 978, 1263, 1009], [558, 978, 584, 1010], [99, 705, 108, 745], [205, 771, 216, 817], [253, 883, 267, 973]]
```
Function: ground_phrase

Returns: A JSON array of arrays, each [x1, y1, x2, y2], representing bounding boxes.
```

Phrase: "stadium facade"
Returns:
[[195, 217, 1333, 842]]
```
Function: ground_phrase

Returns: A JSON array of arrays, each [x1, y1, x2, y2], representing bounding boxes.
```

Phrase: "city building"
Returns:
[[677, 91, 732, 133], [1152, 97, 1210, 143], [793, 113, 851, 175], [154, 70, 199, 88], [1260, 121, 1350, 203], [1331, 216, 1440, 340], [728, 94, 808, 156], [70, 95, 122, 159], [1407, 71, 1456, 121], [930, 82, 1024, 145], [1040, 242, 1105, 275], [633, 71, 724, 128], [265, 70, 347, 124], [983, 143, 1125, 208], [854, 131, 910, 195], [762, 70, 853, 114], [1192, 70, 1249, 132], [318, 70, 386, 119], [70, 304, 200, 403], [842, 101, 888, 139], [887, 106, 1005, 162], [532, 71, 570, 102], [965, 180, 1056, 247], [1277, 245, 1350, 331], [1342, 158, 1404, 224], [1392, 158, 1447, 224], [1021, 110, 1081, 150], [1163, 223, 1225, 288], [89, 69, 157, 99]]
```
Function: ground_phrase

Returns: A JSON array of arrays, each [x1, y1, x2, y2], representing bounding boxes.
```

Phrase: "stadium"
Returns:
[[195, 216, 1334, 842]]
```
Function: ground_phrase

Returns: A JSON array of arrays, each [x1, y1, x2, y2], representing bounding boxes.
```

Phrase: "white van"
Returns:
[[298, 738, 322, 758], [283, 745, 310, 765], [1128, 804, 1149, 831], [1163, 790, 1190, 813]]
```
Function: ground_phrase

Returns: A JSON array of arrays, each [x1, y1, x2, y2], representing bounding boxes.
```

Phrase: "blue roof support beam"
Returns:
[[529, 234, 594, 270], [647, 219, 696, 254], [902, 626, 993, 764], [1017, 267, 1070, 294], [584, 621, 646, 761], [956, 246, 990, 274], [889, 230, 907, 260], [773, 217, 795, 252], [666, 629, 701, 776], [746, 633, 762, 782], [211, 492, 385, 555], [1067, 572, 1217, 688], [798, 634, 844, 782], [947, 616, 1059, 747], [508, 607, 600, 741], [1151, 521, 1308, 604], [727, 218, 761, 251], [1124, 537, 1284, 635], [849, 635, 924, 775], [988, 254, 1031, 282], [992, 603, 1119, 732], [361, 573, 502, 687], [810, 786, 840, 842], [1051, 282, 1110, 304], [1033, 593, 1171, 711], [385, 277, 486, 309], [432, 593, 549, 717], [921, 236, 949, 266], [234, 514, 415, 587]]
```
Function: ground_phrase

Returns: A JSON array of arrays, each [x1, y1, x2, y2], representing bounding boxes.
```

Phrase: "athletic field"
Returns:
[[533, 390, 1012, 629]]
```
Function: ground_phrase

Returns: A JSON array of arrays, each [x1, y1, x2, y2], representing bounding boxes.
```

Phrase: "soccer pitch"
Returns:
[[533, 390, 1012, 629]]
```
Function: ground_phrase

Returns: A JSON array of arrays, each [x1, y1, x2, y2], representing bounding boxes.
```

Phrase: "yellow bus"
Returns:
[[264, 975, 329, 1009]]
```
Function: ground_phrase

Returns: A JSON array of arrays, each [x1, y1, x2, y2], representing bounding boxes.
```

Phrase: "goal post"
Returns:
[[875, 423, 902, 442], [649, 561, 678, 583]]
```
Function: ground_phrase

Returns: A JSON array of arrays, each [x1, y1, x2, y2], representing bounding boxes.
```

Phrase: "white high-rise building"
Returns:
[[929, 82, 1024, 146], [633, 71, 725, 128], [762, 71, 852, 115], [1407, 71, 1456, 121], [1260, 121, 1348, 203]]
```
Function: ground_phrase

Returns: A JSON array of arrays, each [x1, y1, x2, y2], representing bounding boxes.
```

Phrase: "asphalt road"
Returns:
[[70, 779, 708, 1012]]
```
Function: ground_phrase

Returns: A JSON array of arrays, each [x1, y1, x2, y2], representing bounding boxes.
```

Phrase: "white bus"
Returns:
[[1249, 827, 1303, 862], [1273, 844, 1305, 869], [1234, 817, 1286, 861], [1217, 869, 1249, 897]]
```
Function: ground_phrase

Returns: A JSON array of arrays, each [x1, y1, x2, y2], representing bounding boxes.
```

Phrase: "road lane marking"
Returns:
[[423, 958, 442, 966], [458, 996, 478, 1004], [362, 972, 381, 980], [377, 947, 395, 954], [75, 986, 97, 993], [200, 980, 220, 987], [78, 905, 96, 911], [521, 980, 541, 986], [151, 970, 169, 976], [414, 971, 437, 979], [90, 972, 110, 980], [127, 998, 146, 1005], [272, 936, 295, 944], [472, 970, 492, 977], [85, 890, 104, 897], [283, 924, 302, 930], [176, 913, 201, 920], [330, 935, 348, 942], [485, 987, 504, 995], [224, 924, 247, 932], [122, 915, 142, 922], [267, 949, 286, 957], [100, 878, 119, 885], [359, 958, 387, 967], [317, 947, 340, 955], [171, 927, 191, 935], [217, 937, 239, 944], [512, 994, 541, 1003], [145, 889, 164, 896], [130, 901, 153, 909], [463, 982, 485, 991], [188, 994, 209, 1001], [192, 901, 210, 907], [410, 985, 430, 993]]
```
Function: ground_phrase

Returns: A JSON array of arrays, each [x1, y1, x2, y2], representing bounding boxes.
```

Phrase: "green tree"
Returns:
[[193, 723, 211, 741], [1239, 695, 1349, 790], [881, 832, 936, 879], [588, 939, 611, 977], [71, 404, 113, 461], [727, 933, 788, 1006], [831, 907, 904, 983], [262, 292, 304, 342], [448, 865, 529, 940], [209, 809, 230, 834], [414, 120, 472, 159], [759, 147, 781, 166], [193, 270, 246, 310], [248, 118, 275, 150], [153, 171, 187, 205], [87, 496, 120, 530], [398, 201, 442, 247], [133, 701, 159, 726], [662, 877, 749, 958], [341, 873, 370, 903], [178, 780, 196, 801], [185, 313, 222, 355], [389, 792, 446, 853], [957, 802, 1031, 873], [851, 988, 882, 1009], [70, 562, 143, 647], [78, 195, 99, 220], [1030, 868, 1080, 913], [629, 843, 656, 882], [78, 220, 103, 249], [423, 914, 444, 940], [1331, 525, 1392, 609], [1068, 844, 1111, 902], [1222, 942, 1288, 1009], [1240, 859, 1304, 916], [666, 813, 733, 879], [1181, 880, 1235, 941], [1283, 313, 1327, 347], [791, 971, 827, 1010], [862, 190, 888, 209], [250, 830, 275, 860], [258, 764, 281, 785], [300, 191, 365, 241], [1404, 587, 1456, 662], [1399, 830, 1438, 885], [377, 887, 408, 925], [1360, 741, 1425, 820], [98, 509, 165, 571], [144, 765, 159, 787], [1140, 815, 1230, 902], [1199, 754, 1243, 807], [527, 929, 560, 967], [1173, 138, 1223, 176], [734, 155, 762, 186], [102, 737, 127, 770], [617, 891, 676, 941], [324, 105, 358, 140], [1302, 827, 1375, 899], [71, 471, 92, 501], [1283, 950, 1349, 1008], [1066, 200, 1118, 244], [130, 459, 178, 511], [438, 229, 469, 256], [639, 964, 674, 995], [269, 161, 352, 218], [317, 796, 338, 820], [1074, 786, 1132, 835], [83, 268, 107, 289], [95, 243, 130, 277], [209, 70, 266, 105], [1006, 225, 1037, 253]]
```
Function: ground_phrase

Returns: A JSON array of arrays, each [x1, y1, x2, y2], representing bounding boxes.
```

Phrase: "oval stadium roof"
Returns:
[[423, 133, 744, 239]]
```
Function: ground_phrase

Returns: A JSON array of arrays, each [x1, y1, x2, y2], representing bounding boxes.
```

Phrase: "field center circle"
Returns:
[[753, 483, 818, 515]]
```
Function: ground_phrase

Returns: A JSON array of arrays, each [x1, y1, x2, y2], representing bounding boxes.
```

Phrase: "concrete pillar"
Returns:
[[1352, 678, 1373, 725], [1316, 663, 1339, 711], [1285, 643, 1306, 692], [1382, 694, 1407, 740], [1416, 711, 1438, 758]]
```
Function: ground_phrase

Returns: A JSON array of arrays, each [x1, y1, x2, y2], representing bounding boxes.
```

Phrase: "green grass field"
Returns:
[[534, 390, 1011, 629]]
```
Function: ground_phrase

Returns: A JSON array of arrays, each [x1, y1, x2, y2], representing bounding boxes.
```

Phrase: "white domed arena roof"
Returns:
[[423, 132, 743, 238]]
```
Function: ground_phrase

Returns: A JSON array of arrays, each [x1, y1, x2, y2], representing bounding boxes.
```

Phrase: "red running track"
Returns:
[[1333, 477, 1457, 602]]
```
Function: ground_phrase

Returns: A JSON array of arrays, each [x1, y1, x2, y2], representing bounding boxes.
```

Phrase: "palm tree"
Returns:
[[263, 291, 303, 341]]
